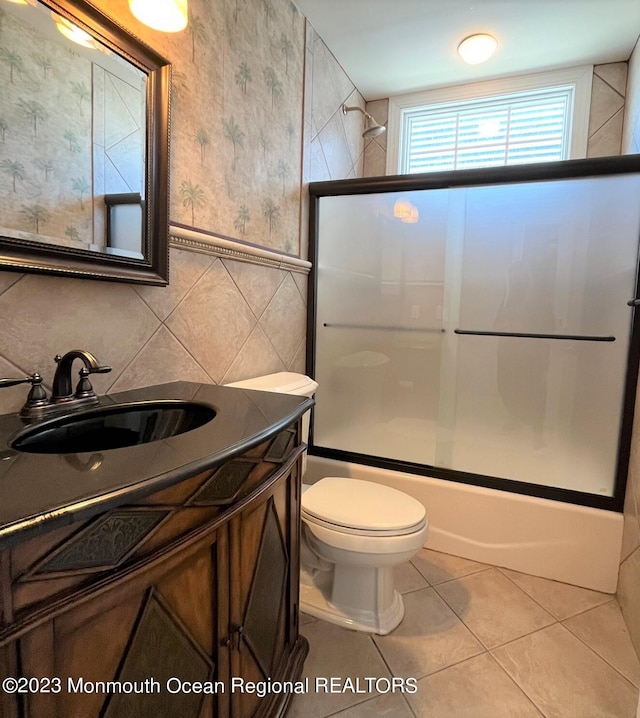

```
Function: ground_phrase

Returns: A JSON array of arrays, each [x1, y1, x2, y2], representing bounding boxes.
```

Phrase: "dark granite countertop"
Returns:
[[0, 381, 312, 550]]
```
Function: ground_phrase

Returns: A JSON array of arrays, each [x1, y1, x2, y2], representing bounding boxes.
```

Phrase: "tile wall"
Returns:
[[588, 63, 629, 156], [303, 25, 367, 183], [300, 24, 367, 257], [0, 252, 309, 416]]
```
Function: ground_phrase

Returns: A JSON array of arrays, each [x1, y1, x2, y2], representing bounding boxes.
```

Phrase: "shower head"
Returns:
[[342, 104, 386, 139], [363, 122, 386, 139]]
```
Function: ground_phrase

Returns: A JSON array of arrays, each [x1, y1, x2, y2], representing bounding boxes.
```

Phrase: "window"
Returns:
[[387, 67, 593, 175]]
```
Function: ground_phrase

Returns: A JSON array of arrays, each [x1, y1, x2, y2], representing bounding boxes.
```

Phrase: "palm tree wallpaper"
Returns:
[[0, 5, 92, 249], [93, 0, 305, 256], [0, 3, 145, 252]]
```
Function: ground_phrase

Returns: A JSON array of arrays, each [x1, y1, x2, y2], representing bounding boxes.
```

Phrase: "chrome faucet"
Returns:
[[0, 350, 111, 420]]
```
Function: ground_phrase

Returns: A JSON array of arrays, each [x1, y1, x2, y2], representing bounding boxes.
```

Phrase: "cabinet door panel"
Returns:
[[156, 549, 215, 655], [232, 475, 292, 718], [243, 499, 288, 676], [0, 643, 20, 718], [19, 544, 219, 718], [55, 591, 144, 718], [101, 589, 212, 718]]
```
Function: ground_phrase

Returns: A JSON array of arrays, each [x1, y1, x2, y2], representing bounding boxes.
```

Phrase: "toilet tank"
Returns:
[[225, 373, 318, 471]]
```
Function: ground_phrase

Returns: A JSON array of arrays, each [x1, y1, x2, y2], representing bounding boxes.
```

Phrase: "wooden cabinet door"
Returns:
[[19, 541, 221, 718], [229, 468, 297, 718]]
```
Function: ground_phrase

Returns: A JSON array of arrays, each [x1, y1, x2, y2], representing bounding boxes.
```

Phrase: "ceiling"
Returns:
[[295, 0, 640, 100]]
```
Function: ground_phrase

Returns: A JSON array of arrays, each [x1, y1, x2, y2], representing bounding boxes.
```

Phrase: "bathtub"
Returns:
[[305, 455, 623, 593]]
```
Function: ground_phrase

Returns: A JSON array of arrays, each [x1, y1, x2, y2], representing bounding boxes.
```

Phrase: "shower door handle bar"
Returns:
[[454, 329, 615, 342], [323, 323, 445, 333]]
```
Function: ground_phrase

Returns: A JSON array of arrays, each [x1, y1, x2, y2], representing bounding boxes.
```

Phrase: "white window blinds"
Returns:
[[401, 87, 574, 174]]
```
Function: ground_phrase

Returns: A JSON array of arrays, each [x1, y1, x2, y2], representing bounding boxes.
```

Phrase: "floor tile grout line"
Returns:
[[292, 657, 420, 718], [406, 559, 432, 588], [369, 617, 490, 685], [368, 631, 400, 683], [484, 650, 550, 717], [495, 565, 613, 622], [488, 567, 559, 622], [398, 585, 429, 597], [428, 584, 495, 651], [408, 647, 490, 684], [316, 690, 419, 718], [450, 607, 558, 655], [497, 567, 602, 623], [401, 691, 420, 718], [430, 569, 559, 653], [318, 691, 382, 718], [410, 560, 492, 588], [559, 615, 640, 690], [486, 620, 561, 654], [557, 595, 617, 622]]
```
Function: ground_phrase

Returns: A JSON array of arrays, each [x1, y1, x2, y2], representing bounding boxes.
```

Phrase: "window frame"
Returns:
[[386, 66, 593, 175]]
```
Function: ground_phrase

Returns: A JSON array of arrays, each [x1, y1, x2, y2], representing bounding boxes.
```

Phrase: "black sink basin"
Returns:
[[11, 401, 216, 454]]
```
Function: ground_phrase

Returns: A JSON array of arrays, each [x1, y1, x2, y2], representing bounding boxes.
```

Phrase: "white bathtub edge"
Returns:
[[305, 456, 622, 593]]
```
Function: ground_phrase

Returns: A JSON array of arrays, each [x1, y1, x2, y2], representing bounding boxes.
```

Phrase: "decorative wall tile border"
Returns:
[[169, 225, 311, 275]]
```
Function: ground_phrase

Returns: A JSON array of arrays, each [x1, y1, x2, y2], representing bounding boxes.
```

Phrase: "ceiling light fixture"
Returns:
[[129, 0, 188, 33], [457, 33, 497, 65]]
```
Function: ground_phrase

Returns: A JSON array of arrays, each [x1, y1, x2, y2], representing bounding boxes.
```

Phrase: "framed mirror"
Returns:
[[0, 0, 170, 284]]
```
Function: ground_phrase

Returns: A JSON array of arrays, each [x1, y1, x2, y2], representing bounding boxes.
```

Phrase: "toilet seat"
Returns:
[[301, 477, 426, 537]]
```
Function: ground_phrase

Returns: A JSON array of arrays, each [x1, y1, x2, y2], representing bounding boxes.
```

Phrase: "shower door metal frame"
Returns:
[[306, 155, 640, 513]]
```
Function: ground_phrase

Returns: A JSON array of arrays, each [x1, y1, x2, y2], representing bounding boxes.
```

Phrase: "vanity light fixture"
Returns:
[[457, 33, 497, 64], [51, 12, 99, 49], [129, 0, 188, 32]]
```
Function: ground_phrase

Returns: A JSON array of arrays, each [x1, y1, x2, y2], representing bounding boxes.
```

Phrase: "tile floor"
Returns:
[[289, 549, 640, 718]]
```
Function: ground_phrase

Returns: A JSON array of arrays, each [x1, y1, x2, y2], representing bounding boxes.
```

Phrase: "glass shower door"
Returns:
[[312, 171, 640, 498], [443, 175, 640, 495], [313, 190, 448, 466]]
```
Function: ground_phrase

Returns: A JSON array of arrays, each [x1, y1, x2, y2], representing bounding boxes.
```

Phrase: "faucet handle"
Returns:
[[0, 373, 41, 389], [74, 367, 95, 399], [0, 373, 47, 406], [0, 373, 49, 415], [23, 373, 48, 407], [74, 364, 111, 399]]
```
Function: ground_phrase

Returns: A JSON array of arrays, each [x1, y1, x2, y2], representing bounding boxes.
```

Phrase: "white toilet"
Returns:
[[226, 372, 428, 635]]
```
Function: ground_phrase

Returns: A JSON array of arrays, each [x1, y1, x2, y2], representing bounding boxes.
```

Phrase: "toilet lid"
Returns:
[[301, 478, 425, 533]]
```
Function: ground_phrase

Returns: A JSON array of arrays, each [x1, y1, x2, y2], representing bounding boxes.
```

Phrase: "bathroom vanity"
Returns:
[[0, 381, 312, 718]]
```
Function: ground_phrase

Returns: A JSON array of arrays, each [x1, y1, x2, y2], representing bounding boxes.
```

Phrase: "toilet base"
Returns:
[[299, 567, 405, 635]]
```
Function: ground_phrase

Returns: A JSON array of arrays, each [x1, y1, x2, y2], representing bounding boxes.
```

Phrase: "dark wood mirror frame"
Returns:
[[0, 0, 170, 285]]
